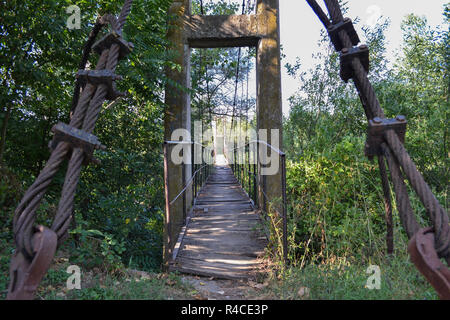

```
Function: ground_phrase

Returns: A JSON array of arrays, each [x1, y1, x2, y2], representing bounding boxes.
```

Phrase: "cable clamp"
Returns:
[[49, 122, 106, 165], [76, 69, 125, 100], [92, 30, 134, 60], [327, 17, 360, 51], [365, 116, 407, 158]]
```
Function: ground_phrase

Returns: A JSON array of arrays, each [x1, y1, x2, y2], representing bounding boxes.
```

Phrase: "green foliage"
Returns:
[[38, 261, 195, 300], [266, 253, 438, 300], [285, 136, 390, 264], [0, 167, 22, 210], [0, 0, 172, 277], [282, 5, 448, 299], [69, 227, 125, 272], [1, 0, 448, 301], [0, 234, 13, 300]]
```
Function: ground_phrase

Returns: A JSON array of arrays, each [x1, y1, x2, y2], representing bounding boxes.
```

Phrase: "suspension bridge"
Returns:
[[5, 0, 450, 300]]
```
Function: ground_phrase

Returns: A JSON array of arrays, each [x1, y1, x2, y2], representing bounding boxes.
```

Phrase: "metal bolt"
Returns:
[[396, 115, 406, 122], [372, 117, 383, 124], [344, 17, 351, 23], [342, 47, 349, 54], [360, 44, 368, 50]]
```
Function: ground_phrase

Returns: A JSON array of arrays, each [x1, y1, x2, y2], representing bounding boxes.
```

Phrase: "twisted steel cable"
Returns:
[[13, 0, 133, 258], [381, 143, 420, 238], [320, 0, 449, 262], [378, 155, 394, 254], [53, 3, 132, 241]]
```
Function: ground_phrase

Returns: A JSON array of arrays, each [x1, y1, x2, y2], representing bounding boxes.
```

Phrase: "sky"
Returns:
[[279, 0, 449, 115]]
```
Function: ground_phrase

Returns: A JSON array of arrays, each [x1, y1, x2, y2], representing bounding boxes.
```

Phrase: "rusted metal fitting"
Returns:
[[365, 116, 407, 158], [408, 227, 450, 300], [7, 225, 57, 300], [92, 30, 134, 60], [49, 122, 106, 165], [327, 18, 360, 52], [340, 45, 370, 82], [76, 69, 125, 100]]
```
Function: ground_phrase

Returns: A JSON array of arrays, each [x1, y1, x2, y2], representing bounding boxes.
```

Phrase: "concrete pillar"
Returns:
[[164, 0, 192, 265], [164, 0, 283, 265], [256, 0, 283, 203]]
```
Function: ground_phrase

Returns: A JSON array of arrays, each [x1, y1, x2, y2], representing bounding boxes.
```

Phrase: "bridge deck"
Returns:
[[170, 163, 267, 280]]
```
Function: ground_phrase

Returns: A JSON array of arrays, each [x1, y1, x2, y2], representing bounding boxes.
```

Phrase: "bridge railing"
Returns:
[[163, 141, 213, 231], [226, 139, 288, 265]]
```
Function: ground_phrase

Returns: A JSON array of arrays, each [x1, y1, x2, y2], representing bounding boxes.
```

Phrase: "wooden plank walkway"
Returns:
[[170, 162, 267, 280]]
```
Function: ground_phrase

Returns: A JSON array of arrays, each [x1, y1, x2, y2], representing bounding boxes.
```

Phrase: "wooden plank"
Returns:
[[171, 257, 259, 280], [178, 253, 261, 264], [181, 236, 267, 248], [179, 249, 264, 260], [180, 243, 267, 255], [186, 228, 261, 235], [171, 163, 267, 280], [193, 203, 254, 210], [170, 264, 252, 280], [180, 240, 267, 251], [187, 219, 261, 229], [190, 215, 260, 223], [182, 232, 260, 242]]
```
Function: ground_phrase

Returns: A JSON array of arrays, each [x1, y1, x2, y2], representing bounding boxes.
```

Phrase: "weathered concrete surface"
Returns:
[[164, 0, 193, 266], [256, 0, 283, 203], [187, 15, 260, 48]]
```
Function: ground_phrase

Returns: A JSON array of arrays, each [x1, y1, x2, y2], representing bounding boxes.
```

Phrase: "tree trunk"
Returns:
[[0, 105, 12, 166]]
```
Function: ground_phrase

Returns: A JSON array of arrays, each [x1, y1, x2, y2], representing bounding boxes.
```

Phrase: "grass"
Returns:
[[35, 262, 197, 300], [0, 215, 439, 300], [39, 271, 196, 300], [0, 245, 439, 300], [0, 235, 197, 300], [261, 253, 438, 300]]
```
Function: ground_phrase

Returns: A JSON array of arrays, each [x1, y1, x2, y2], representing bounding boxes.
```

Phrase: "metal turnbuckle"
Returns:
[[408, 227, 450, 300], [7, 226, 58, 300], [365, 116, 407, 159], [49, 122, 106, 165], [327, 17, 360, 52]]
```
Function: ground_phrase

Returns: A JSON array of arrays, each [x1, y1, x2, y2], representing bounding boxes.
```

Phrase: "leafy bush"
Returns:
[[285, 135, 391, 264]]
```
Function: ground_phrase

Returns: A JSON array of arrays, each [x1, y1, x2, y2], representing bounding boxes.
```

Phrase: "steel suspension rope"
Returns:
[[307, 0, 450, 298]]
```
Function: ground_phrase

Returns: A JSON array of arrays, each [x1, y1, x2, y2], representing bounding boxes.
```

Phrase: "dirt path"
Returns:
[[181, 275, 273, 300]]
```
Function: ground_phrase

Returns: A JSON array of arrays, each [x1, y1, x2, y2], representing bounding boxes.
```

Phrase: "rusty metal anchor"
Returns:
[[7, 226, 57, 300], [408, 227, 450, 300]]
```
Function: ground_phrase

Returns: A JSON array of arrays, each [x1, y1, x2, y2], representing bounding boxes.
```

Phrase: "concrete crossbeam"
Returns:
[[186, 15, 260, 48]]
